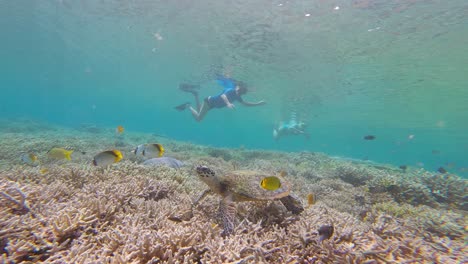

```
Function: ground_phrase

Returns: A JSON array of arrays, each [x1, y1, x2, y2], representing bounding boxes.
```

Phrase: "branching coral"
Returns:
[[0, 182, 30, 214], [52, 209, 98, 244], [0, 125, 466, 263], [334, 163, 375, 186], [419, 172, 467, 210]]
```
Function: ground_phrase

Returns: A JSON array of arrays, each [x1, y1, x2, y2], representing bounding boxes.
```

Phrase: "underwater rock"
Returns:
[[142, 157, 184, 169]]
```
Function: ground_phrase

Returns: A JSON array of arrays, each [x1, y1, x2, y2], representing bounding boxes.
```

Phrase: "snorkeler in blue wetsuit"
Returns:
[[176, 75, 266, 122]]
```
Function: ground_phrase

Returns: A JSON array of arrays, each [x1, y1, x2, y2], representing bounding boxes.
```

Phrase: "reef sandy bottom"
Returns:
[[0, 120, 467, 263]]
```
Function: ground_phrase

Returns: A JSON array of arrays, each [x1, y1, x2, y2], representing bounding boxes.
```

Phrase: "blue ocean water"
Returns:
[[1, 0, 467, 177]]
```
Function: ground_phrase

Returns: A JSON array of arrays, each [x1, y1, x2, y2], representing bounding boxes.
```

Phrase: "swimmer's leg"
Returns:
[[179, 83, 200, 93], [190, 100, 210, 122]]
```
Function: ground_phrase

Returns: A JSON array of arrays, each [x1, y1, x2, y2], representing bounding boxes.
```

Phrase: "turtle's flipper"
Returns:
[[219, 194, 237, 236], [280, 194, 304, 214]]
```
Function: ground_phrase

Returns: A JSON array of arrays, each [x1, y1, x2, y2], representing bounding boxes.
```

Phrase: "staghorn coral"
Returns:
[[51, 209, 98, 244], [0, 181, 30, 215], [334, 163, 375, 186], [419, 172, 467, 210], [0, 123, 466, 263]]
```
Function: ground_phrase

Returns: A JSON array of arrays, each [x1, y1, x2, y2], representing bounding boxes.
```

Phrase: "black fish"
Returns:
[[437, 167, 447, 174], [432, 150, 441, 155], [364, 135, 376, 140], [399, 165, 407, 171], [318, 224, 334, 242]]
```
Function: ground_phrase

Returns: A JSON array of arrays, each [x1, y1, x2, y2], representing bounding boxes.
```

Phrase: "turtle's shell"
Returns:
[[220, 170, 291, 201]]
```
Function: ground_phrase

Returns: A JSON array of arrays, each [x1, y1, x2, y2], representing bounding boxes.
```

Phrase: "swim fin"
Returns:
[[175, 102, 190, 111], [179, 83, 200, 94]]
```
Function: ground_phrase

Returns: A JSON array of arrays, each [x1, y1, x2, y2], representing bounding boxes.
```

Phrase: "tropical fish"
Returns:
[[363, 135, 376, 140], [116, 125, 124, 134], [279, 170, 288, 177], [48, 148, 73, 160], [307, 193, 316, 207], [142, 143, 164, 158], [93, 150, 123, 166], [432, 149, 440, 155], [260, 176, 281, 191], [318, 224, 334, 242], [21, 152, 39, 166], [437, 167, 447, 174], [399, 165, 408, 171], [39, 168, 49, 174], [133, 144, 147, 155]]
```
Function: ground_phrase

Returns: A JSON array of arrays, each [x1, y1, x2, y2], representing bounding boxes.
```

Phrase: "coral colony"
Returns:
[[0, 122, 466, 263]]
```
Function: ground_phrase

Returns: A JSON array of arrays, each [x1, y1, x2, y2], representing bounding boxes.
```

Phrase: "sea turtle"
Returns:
[[194, 165, 304, 235]]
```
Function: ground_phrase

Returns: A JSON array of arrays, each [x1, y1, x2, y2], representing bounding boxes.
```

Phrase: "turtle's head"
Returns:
[[195, 165, 219, 188]]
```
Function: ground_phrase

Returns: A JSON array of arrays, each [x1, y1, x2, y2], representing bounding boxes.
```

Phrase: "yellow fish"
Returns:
[[260, 176, 281, 191], [93, 150, 123, 166], [307, 193, 316, 208], [48, 148, 73, 160], [142, 143, 164, 158], [116, 125, 124, 134], [21, 152, 39, 166], [39, 168, 49, 174]]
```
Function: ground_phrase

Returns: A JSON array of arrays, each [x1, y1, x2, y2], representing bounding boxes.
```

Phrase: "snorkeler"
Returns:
[[175, 75, 266, 122], [273, 112, 310, 140]]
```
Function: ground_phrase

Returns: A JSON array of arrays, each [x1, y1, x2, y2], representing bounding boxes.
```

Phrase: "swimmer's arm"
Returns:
[[221, 94, 235, 108], [239, 98, 266, 107]]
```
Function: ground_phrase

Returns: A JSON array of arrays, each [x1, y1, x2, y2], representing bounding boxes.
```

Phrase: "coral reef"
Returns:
[[0, 122, 466, 263]]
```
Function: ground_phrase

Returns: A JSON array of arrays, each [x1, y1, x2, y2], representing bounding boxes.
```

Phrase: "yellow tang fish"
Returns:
[[116, 125, 124, 134], [260, 176, 281, 191], [93, 150, 123, 167], [48, 148, 73, 160], [40, 168, 49, 174], [142, 143, 164, 158], [21, 152, 39, 166]]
